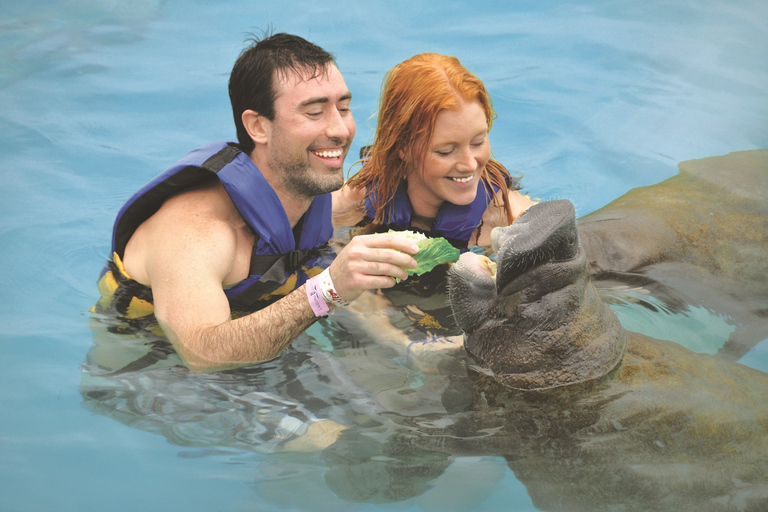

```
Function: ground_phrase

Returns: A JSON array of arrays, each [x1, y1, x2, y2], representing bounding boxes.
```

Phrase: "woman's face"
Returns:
[[405, 99, 491, 217]]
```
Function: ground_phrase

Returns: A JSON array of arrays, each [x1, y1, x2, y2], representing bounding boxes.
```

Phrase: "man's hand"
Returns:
[[329, 234, 419, 302]]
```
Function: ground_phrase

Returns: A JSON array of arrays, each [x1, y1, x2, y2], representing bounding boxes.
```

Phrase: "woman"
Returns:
[[333, 53, 533, 248]]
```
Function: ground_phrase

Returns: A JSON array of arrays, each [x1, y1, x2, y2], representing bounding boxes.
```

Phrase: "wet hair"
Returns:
[[346, 53, 514, 225], [228, 32, 336, 154]]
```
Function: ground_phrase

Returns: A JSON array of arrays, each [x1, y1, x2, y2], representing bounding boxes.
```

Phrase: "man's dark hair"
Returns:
[[229, 32, 336, 154]]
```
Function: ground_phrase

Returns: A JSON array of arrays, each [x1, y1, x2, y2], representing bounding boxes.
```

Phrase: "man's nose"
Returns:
[[326, 108, 353, 141]]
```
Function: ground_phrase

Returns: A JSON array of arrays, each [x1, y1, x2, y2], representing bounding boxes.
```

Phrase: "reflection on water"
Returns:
[[81, 257, 768, 510], [81, 269, 500, 508], [601, 285, 737, 355], [1, 1, 163, 88], [81, 269, 472, 451]]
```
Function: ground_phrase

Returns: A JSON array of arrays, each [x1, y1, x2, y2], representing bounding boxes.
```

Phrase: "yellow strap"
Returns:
[[112, 252, 133, 279]]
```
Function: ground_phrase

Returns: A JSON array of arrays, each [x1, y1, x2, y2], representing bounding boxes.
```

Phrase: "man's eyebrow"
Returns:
[[298, 92, 352, 108]]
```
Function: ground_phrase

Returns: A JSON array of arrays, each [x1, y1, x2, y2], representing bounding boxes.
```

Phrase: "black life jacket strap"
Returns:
[[248, 250, 310, 282], [229, 248, 314, 312], [202, 143, 243, 172], [247, 211, 307, 275]]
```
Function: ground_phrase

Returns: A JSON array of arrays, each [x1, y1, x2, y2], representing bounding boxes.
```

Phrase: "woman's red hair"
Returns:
[[347, 53, 514, 226]]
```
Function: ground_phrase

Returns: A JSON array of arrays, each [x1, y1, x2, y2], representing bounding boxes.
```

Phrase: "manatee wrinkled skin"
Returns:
[[446, 160, 768, 510]]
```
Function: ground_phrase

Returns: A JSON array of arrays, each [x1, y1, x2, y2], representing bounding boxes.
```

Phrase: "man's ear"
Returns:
[[242, 109, 269, 145]]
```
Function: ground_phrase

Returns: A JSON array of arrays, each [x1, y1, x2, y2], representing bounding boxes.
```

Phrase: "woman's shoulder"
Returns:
[[331, 182, 368, 228], [475, 188, 536, 244], [506, 189, 536, 220]]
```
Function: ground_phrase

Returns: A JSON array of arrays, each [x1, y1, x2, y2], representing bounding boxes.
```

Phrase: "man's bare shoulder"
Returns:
[[123, 181, 252, 285], [157, 181, 245, 226]]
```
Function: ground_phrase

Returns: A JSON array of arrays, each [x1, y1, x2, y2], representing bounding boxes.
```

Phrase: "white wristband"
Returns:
[[318, 268, 351, 308]]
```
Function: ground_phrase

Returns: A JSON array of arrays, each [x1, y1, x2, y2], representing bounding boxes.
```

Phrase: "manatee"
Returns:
[[318, 152, 768, 508], [444, 197, 768, 511]]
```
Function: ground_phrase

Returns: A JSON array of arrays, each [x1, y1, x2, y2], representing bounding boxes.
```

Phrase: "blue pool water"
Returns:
[[1, 1, 767, 511]]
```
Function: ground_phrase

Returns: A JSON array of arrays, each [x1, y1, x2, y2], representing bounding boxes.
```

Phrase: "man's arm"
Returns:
[[155, 280, 319, 373], [135, 188, 418, 372]]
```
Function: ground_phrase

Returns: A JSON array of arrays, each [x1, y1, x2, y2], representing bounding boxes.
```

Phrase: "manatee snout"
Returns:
[[448, 199, 626, 390], [448, 200, 581, 335], [492, 200, 579, 293]]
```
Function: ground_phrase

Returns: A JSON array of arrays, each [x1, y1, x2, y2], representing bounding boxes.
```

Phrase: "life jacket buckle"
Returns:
[[287, 250, 302, 272]]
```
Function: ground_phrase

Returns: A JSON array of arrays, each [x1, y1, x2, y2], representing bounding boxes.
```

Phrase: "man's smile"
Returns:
[[311, 148, 344, 159]]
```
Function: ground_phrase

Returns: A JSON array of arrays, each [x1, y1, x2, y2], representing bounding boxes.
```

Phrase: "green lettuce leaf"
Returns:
[[387, 230, 460, 276]]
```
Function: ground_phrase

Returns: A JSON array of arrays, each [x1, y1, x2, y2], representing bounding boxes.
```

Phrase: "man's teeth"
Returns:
[[450, 176, 473, 183], [313, 149, 342, 158]]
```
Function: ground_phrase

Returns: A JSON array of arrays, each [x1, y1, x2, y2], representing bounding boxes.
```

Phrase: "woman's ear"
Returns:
[[399, 145, 420, 175], [242, 109, 269, 145], [399, 146, 418, 176]]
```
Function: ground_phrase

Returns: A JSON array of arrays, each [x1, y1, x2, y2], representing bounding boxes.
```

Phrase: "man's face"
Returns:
[[266, 64, 356, 198]]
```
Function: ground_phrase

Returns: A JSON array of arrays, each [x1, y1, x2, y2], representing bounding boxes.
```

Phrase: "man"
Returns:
[[93, 33, 418, 372]]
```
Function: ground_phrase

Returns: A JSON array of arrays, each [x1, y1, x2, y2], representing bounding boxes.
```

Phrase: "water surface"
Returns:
[[1, 1, 767, 511]]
